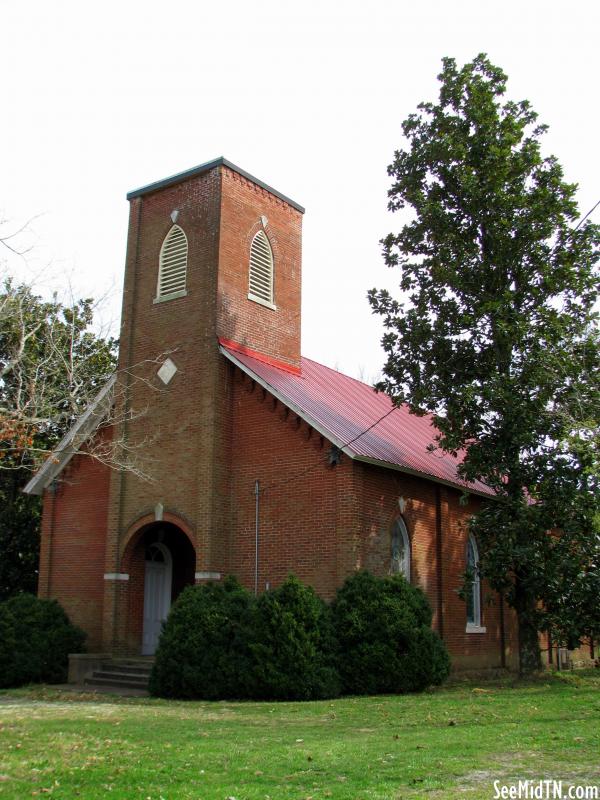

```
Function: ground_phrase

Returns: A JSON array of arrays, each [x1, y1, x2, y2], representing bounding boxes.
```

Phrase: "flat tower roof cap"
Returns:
[[126, 157, 305, 213]]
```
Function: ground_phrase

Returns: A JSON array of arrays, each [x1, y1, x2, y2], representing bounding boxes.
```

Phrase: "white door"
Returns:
[[142, 542, 172, 655]]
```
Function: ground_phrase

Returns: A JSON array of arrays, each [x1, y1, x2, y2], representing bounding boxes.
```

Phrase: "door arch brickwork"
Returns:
[[111, 516, 196, 655]]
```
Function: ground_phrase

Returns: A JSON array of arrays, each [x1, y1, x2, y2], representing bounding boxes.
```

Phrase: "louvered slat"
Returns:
[[157, 226, 188, 298], [249, 230, 273, 304]]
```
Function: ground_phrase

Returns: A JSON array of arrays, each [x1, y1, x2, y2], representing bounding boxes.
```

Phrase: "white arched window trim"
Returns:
[[248, 229, 276, 310], [466, 534, 486, 633], [154, 225, 189, 303], [390, 517, 411, 582]]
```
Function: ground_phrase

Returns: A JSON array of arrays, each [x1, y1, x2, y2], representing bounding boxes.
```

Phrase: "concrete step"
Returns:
[[99, 662, 153, 676], [84, 675, 150, 690], [90, 670, 149, 684], [83, 658, 154, 692]]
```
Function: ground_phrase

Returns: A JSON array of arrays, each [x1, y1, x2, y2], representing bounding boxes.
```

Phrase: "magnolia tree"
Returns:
[[369, 55, 600, 673]]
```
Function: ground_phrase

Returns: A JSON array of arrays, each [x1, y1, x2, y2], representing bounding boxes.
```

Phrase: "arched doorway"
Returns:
[[142, 542, 172, 655], [122, 520, 196, 655]]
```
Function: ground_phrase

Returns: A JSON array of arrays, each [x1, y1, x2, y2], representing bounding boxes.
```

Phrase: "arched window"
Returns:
[[145, 542, 168, 563], [466, 534, 482, 629], [155, 225, 188, 302], [390, 517, 411, 581], [248, 229, 274, 308]]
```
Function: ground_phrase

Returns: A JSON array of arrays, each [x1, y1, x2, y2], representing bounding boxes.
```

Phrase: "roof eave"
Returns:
[[352, 454, 495, 499]]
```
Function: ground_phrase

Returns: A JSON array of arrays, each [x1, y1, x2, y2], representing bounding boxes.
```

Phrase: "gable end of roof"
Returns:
[[23, 375, 116, 496]]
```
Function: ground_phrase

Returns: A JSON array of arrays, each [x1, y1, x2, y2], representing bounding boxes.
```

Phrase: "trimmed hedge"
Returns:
[[0, 593, 86, 688], [150, 571, 450, 700], [149, 576, 253, 699], [246, 575, 340, 700], [332, 571, 450, 694]]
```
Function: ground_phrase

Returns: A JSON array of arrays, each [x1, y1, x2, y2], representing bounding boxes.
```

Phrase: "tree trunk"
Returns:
[[515, 578, 542, 675]]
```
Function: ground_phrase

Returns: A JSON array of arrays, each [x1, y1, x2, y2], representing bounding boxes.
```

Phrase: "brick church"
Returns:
[[25, 157, 523, 672]]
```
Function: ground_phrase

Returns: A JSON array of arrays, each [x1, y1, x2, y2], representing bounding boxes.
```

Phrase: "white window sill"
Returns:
[[154, 289, 188, 304], [248, 293, 276, 311], [466, 624, 487, 634]]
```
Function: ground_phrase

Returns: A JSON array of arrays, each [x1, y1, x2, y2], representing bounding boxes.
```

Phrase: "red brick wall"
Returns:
[[357, 461, 519, 670], [38, 435, 112, 651], [39, 354, 522, 669], [218, 166, 303, 370], [226, 367, 343, 597], [223, 366, 519, 670]]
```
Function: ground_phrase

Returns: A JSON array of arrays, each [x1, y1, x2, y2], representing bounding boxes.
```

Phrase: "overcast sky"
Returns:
[[2, 0, 598, 380]]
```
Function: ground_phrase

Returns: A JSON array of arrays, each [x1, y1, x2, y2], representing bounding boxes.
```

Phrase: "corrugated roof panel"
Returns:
[[221, 345, 493, 497]]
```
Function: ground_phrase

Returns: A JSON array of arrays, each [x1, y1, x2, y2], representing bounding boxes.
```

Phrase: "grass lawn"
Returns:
[[0, 672, 599, 799]]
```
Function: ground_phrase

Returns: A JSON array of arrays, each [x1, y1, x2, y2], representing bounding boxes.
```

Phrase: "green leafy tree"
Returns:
[[0, 279, 118, 466], [0, 470, 40, 599], [0, 277, 118, 598], [369, 55, 600, 673]]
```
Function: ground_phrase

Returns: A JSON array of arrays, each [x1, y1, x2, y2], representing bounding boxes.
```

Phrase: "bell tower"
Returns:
[[102, 158, 304, 652]]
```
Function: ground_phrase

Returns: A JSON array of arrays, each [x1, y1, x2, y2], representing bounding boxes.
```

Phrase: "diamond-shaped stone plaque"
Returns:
[[157, 357, 177, 385]]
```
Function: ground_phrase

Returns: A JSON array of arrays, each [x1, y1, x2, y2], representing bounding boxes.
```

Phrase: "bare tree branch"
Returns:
[[1, 273, 171, 482]]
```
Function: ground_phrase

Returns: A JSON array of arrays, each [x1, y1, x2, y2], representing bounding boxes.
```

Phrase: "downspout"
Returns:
[[254, 480, 260, 596], [43, 480, 58, 598], [499, 592, 506, 668], [435, 486, 444, 639]]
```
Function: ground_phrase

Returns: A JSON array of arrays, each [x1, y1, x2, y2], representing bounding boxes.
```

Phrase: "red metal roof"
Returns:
[[220, 342, 493, 497]]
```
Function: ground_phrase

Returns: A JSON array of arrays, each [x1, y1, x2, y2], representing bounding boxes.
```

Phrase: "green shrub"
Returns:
[[332, 571, 450, 694], [150, 572, 448, 701], [0, 593, 86, 688], [149, 576, 253, 699], [247, 575, 340, 700]]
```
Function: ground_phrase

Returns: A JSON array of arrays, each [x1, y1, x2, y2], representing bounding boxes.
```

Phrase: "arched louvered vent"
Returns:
[[248, 230, 274, 307], [156, 225, 188, 301]]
